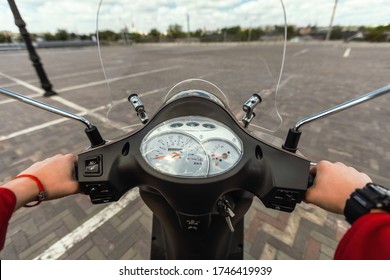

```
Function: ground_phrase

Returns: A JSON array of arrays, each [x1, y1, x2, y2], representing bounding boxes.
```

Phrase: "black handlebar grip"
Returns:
[[308, 173, 315, 188], [74, 161, 78, 181]]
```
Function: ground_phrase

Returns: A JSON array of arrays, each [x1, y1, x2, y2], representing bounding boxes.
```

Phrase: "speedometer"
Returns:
[[141, 132, 209, 177]]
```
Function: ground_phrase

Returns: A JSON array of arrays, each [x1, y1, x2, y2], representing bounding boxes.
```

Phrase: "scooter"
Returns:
[[1, 0, 389, 259]]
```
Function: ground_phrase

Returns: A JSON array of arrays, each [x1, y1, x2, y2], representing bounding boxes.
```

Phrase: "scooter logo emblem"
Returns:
[[186, 219, 200, 230]]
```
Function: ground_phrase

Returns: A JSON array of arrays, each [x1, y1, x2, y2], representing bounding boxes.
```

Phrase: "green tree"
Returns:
[[364, 25, 390, 42], [98, 30, 118, 42], [191, 29, 203, 38], [55, 29, 69, 41], [167, 24, 186, 40], [148, 28, 161, 42], [129, 32, 142, 42], [43, 32, 55, 41], [79, 34, 91, 40], [221, 26, 242, 41], [249, 27, 265, 41], [69, 32, 78, 40], [274, 25, 296, 39], [329, 26, 343, 40], [0, 32, 12, 43]]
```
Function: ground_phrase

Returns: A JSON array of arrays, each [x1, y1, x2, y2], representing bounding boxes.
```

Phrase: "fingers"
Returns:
[[304, 160, 374, 214], [63, 153, 77, 162], [27, 153, 80, 198], [309, 160, 332, 183]]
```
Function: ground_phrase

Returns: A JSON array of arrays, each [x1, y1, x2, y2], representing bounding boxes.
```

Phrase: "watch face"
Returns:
[[366, 183, 390, 212], [368, 183, 390, 196], [379, 186, 390, 196]]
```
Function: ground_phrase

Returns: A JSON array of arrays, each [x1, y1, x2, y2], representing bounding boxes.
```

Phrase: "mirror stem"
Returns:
[[283, 84, 390, 153], [0, 87, 105, 147]]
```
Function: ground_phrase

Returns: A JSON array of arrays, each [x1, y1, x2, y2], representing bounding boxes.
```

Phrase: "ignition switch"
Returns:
[[217, 197, 236, 232]]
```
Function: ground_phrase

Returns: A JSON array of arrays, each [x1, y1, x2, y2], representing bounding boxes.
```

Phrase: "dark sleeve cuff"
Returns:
[[0, 188, 17, 250]]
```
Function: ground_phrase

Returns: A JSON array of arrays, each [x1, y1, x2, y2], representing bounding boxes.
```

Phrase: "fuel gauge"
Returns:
[[203, 139, 242, 175]]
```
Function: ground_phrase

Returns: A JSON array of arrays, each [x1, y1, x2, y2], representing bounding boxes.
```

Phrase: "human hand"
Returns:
[[2, 154, 79, 210], [304, 160, 372, 214]]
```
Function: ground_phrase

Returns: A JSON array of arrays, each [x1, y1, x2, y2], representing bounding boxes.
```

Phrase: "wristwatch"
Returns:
[[344, 183, 390, 224]]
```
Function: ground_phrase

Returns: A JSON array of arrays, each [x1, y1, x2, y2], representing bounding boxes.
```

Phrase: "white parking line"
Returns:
[[0, 65, 181, 135], [34, 189, 140, 260], [0, 83, 182, 141], [52, 96, 128, 130], [0, 72, 44, 94], [0, 105, 111, 142], [0, 117, 72, 142], [57, 66, 180, 93], [0, 62, 151, 88], [293, 48, 309, 57], [0, 93, 42, 105], [0, 48, 95, 58], [139, 87, 168, 98], [0, 65, 179, 105], [343, 47, 351, 58], [0, 73, 127, 136]]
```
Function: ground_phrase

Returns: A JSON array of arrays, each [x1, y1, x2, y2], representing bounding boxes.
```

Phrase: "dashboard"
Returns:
[[140, 116, 243, 177]]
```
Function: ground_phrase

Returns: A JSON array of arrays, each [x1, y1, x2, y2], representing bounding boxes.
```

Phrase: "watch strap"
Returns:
[[344, 183, 388, 224], [344, 191, 372, 224]]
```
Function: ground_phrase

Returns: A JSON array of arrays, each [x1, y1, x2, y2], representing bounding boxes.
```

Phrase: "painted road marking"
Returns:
[[0, 65, 181, 136], [0, 105, 108, 142], [34, 189, 140, 260], [0, 117, 75, 142], [293, 48, 309, 57], [139, 87, 168, 98], [52, 95, 128, 130], [0, 72, 44, 94], [343, 47, 351, 58], [0, 92, 42, 105], [0, 61, 151, 88], [0, 68, 222, 141], [0, 65, 179, 105], [56, 66, 180, 93], [0, 71, 127, 133]]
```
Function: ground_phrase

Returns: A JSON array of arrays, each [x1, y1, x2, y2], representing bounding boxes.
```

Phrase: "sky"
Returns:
[[1, 0, 389, 34]]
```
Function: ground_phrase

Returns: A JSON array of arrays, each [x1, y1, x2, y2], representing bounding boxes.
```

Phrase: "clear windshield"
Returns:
[[96, 0, 287, 140]]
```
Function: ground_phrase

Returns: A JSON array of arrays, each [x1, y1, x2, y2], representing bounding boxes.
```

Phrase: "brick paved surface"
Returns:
[[0, 42, 389, 259]]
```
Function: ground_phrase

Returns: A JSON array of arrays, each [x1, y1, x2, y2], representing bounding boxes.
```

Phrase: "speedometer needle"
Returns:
[[154, 153, 181, 159]]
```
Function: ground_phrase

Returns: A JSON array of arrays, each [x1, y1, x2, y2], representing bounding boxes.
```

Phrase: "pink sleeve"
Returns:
[[0, 188, 17, 251], [334, 212, 390, 259]]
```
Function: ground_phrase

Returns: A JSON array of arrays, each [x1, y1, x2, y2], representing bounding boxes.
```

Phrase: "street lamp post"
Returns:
[[7, 0, 57, 97], [326, 0, 338, 41]]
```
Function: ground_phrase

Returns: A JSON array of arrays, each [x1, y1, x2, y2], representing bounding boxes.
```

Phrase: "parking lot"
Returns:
[[0, 41, 389, 259]]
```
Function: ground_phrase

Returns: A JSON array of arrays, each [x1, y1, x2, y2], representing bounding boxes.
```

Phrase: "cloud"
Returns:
[[1, 0, 389, 34]]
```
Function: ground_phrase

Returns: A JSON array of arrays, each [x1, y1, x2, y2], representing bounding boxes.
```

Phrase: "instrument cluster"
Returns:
[[141, 116, 243, 177]]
